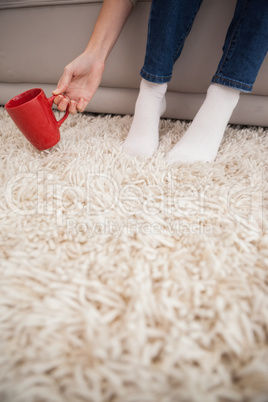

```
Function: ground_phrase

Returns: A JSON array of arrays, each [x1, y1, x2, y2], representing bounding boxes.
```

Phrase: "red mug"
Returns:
[[5, 88, 69, 150]]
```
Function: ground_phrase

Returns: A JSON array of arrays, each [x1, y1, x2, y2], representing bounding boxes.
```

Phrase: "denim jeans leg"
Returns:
[[140, 0, 203, 84], [212, 0, 268, 92]]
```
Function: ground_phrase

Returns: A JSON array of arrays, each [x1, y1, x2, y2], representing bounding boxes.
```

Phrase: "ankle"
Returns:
[[207, 84, 240, 106], [140, 78, 168, 96]]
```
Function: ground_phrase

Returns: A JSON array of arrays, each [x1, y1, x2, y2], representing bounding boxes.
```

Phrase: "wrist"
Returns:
[[84, 37, 110, 64]]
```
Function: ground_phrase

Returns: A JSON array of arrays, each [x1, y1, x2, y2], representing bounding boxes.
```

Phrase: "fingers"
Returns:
[[53, 95, 64, 107], [57, 97, 76, 114], [77, 98, 87, 113], [54, 97, 87, 115], [69, 100, 78, 115], [69, 98, 87, 114], [53, 66, 73, 96], [54, 95, 70, 112], [53, 87, 87, 111]]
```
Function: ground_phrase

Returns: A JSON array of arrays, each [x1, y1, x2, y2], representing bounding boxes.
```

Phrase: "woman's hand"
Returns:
[[53, 0, 134, 114], [53, 51, 105, 114]]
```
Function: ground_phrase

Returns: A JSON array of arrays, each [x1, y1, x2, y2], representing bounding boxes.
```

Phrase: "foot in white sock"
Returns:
[[166, 84, 240, 164], [123, 78, 167, 158]]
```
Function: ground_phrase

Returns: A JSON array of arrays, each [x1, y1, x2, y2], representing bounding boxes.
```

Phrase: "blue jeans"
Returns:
[[140, 0, 268, 92]]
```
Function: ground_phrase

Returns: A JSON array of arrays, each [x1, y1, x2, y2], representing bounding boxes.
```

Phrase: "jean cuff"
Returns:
[[211, 75, 253, 93], [140, 68, 172, 84]]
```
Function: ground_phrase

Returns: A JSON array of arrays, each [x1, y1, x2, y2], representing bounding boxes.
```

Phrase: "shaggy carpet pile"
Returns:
[[0, 106, 268, 402]]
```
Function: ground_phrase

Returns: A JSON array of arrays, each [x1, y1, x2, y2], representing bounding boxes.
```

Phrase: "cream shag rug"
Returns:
[[0, 106, 268, 402]]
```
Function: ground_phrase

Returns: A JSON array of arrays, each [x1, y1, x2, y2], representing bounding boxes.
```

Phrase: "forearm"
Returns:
[[53, 0, 134, 113], [84, 0, 134, 63]]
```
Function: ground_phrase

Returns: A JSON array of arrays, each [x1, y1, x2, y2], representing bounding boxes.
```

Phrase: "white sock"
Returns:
[[123, 78, 167, 158], [165, 84, 240, 164]]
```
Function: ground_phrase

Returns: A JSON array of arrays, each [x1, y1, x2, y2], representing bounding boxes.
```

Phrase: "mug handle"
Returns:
[[48, 95, 69, 127]]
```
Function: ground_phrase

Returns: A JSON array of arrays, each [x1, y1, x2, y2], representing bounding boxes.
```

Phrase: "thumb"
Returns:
[[52, 67, 73, 95]]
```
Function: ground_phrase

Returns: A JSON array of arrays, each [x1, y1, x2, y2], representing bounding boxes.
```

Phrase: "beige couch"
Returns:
[[1, 0, 268, 126]]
